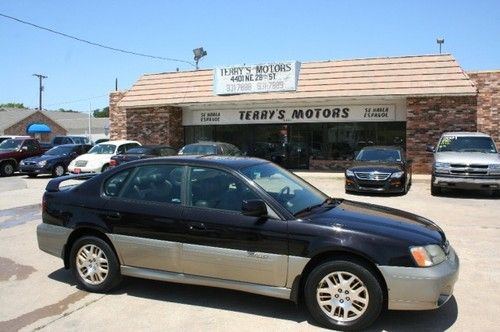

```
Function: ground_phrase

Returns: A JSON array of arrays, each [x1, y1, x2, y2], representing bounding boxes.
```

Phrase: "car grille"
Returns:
[[449, 164, 488, 176], [23, 161, 37, 166], [75, 160, 88, 167], [355, 172, 391, 181]]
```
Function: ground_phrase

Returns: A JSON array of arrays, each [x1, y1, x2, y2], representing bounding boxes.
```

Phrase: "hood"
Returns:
[[434, 152, 500, 164], [349, 161, 403, 173], [307, 200, 444, 245], [73, 153, 112, 163], [23, 154, 62, 163]]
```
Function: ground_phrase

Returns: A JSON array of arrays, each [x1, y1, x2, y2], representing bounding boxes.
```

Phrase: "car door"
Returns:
[[103, 164, 186, 273], [181, 166, 289, 287]]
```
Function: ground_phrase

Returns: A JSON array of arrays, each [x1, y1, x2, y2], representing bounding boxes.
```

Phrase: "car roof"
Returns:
[[360, 145, 403, 151], [131, 145, 175, 149], [97, 140, 140, 145], [441, 132, 491, 137], [187, 141, 233, 146], [125, 155, 267, 170], [52, 144, 81, 148]]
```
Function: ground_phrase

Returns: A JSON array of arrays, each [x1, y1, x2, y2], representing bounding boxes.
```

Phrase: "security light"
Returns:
[[193, 47, 207, 70]]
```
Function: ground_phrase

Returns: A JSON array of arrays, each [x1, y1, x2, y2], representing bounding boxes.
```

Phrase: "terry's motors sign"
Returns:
[[213, 61, 300, 95], [184, 105, 397, 125]]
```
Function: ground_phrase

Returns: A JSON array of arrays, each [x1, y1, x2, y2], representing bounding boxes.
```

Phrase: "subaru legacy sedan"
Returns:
[[37, 156, 458, 331]]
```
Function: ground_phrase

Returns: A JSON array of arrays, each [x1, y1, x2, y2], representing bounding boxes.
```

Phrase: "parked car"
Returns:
[[38, 156, 459, 331], [68, 140, 141, 174], [0, 135, 31, 144], [0, 138, 47, 176], [51, 135, 92, 147], [94, 138, 110, 145], [178, 141, 241, 156], [428, 132, 500, 196], [345, 146, 412, 194], [110, 145, 177, 167], [20, 144, 91, 177]]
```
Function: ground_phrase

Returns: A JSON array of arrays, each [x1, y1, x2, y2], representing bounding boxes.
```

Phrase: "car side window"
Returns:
[[120, 165, 183, 204], [160, 147, 176, 156], [23, 140, 37, 151], [188, 167, 258, 212], [103, 170, 131, 197]]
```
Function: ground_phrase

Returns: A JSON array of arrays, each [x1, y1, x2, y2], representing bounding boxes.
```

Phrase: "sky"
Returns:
[[1, 0, 499, 113]]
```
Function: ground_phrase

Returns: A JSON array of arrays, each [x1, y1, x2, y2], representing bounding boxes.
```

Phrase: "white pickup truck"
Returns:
[[428, 132, 500, 195]]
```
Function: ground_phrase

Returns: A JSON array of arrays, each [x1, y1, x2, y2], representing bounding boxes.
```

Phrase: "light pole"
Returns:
[[436, 38, 445, 54], [32, 74, 47, 110], [193, 47, 207, 70]]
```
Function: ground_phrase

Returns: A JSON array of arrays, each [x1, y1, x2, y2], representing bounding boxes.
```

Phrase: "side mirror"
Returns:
[[21, 146, 28, 151], [242, 199, 268, 217], [426, 145, 435, 153]]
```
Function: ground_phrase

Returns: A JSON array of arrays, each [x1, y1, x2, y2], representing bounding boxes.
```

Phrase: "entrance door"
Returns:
[[181, 166, 289, 287]]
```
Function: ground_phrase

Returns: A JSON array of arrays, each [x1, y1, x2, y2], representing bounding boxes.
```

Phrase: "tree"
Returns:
[[57, 108, 77, 113], [93, 106, 109, 118], [0, 102, 26, 109]]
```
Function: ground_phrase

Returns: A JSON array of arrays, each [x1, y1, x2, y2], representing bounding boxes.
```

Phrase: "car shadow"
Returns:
[[48, 269, 458, 330], [436, 189, 500, 200]]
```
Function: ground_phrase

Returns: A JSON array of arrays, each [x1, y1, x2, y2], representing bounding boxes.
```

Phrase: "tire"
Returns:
[[52, 164, 66, 177], [304, 260, 383, 331], [431, 183, 441, 196], [70, 236, 122, 293], [0, 162, 15, 176], [27, 173, 38, 178]]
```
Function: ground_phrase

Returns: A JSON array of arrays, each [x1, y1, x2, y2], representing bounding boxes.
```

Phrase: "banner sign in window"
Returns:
[[213, 61, 300, 95], [184, 105, 397, 125]]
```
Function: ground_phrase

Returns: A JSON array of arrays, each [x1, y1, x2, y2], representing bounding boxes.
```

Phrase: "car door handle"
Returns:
[[105, 212, 121, 221], [188, 222, 206, 232]]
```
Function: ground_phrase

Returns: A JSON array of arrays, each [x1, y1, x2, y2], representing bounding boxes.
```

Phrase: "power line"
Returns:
[[45, 94, 108, 107], [0, 12, 196, 67]]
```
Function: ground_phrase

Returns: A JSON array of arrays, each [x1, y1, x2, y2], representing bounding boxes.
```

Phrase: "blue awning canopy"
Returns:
[[27, 123, 51, 133]]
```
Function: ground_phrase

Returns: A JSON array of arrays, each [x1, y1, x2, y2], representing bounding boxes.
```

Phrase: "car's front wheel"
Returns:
[[304, 260, 383, 331], [52, 164, 65, 177], [70, 236, 121, 292]]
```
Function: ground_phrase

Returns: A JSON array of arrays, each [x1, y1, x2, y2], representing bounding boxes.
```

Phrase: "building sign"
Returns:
[[184, 105, 397, 126], [213, 61, 300, 95]]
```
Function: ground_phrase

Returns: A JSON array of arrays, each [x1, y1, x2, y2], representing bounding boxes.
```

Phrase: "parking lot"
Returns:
[[0, 173, 499, 331]]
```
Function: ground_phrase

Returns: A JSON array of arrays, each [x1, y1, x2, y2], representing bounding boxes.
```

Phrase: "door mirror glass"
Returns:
[[426, 145, 435, 153], [241, 199, 267, 217]]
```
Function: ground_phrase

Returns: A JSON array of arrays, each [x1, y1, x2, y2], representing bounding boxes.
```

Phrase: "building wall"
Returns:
[[125, 107, 183, 148], [4, 111, 67, 142], [406, 96, 477, 173], [109, 91, 127, 140], [468, 71, 500, 146]]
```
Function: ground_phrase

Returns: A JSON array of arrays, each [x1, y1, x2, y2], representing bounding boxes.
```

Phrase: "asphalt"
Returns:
[[0, 173, 499, 331]]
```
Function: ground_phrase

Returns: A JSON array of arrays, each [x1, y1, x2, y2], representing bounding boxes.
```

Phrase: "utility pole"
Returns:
[[32, 74, 47, 110]]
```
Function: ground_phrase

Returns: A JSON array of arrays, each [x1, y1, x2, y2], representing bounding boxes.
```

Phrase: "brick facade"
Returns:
[[4, 111, 67, 142], [406, 96, 477, 173], [109, 91, 127, 140], [468, 71, 500, 146]]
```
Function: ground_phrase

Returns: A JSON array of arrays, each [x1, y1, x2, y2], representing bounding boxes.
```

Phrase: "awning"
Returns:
[[27, 123, 51, 133]]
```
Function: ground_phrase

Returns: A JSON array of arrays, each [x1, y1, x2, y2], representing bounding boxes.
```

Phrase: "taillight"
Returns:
[[110, 159, 117, 166]]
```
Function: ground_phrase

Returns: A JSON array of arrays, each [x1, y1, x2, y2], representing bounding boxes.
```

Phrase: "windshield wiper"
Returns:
[[294, 197, 337, 217]]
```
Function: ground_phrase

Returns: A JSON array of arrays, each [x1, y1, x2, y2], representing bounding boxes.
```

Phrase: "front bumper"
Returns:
[[345, 177, 406, 193], [20, 164, 51, 175], [37, 223, 71, 259], [434, 175, 500, 190], [378, 246, 459, 310], [68, 164, 102, 174]]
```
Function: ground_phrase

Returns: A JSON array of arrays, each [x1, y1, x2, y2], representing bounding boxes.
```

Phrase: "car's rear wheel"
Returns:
[[0, 162, 15, 176], [304, 260, 383, 331], [52, 164, 65, 177], [70, 236, 121, 292], [431, 183, 441, 196]]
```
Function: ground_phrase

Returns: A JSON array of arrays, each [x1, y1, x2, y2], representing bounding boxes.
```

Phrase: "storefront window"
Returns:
[[185, 122, 405, 169]]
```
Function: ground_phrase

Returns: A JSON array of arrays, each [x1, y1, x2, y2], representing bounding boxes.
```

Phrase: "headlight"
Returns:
[[410, 244, 446, 267], [345, 169, 354, 177], [37, 160, 47, 167], [20, 160, 25, 165], [434, 162, 450, 168], [489, 164, 500, 170], [390, 171, 404, 178]]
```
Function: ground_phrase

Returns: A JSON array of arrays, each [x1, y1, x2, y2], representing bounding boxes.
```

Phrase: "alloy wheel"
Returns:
[[76, 244, 109, 285], [316, 271, 369, 322]]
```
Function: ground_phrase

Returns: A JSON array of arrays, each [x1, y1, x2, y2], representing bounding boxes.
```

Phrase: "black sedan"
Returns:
[[345, 146, 412, 194], [109, 145, 177, 167], [20, 144, 91, 177], [37, 156, 457, 331]]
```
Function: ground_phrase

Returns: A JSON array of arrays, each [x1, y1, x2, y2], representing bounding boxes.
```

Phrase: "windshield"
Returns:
[[0, 139, 23, 151], [126, 147, 151, 154], [240, 162, 327, 215], [180, 144, 217, 155], [356, 149, 402, 162], [437, 136, 497, 153], [46, 146, 74, 156], [70, 137, 89, 144], [88, 144, 116, 154]]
